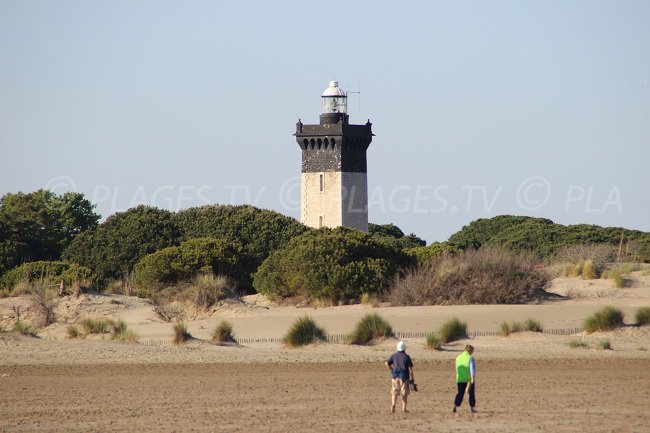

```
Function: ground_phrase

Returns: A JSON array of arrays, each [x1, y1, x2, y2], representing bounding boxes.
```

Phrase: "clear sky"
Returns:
[[1, 0, 649, 243]]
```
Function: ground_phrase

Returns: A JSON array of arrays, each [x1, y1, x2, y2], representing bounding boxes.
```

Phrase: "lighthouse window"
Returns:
[[319, 216, 323, 228], [319, 173, 324, 192]]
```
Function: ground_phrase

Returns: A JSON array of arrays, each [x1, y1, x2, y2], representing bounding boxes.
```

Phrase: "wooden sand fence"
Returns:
[[138, 327, 583, 346]]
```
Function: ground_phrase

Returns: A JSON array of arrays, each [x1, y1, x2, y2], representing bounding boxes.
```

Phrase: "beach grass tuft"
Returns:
[[81, 317, 110, 334], [598, 339, 612, 350], [109, 319, 138, 342], [568, 339, 588, 348], [635, 306, 650, 326], [349, 313, 393, 345], [173, 321, 192, 344], [67, 325, 84, 339], [425, 333, 441, 350], [583, 306, 625, 333], [524, 318, 543, 332], [14, 320, 38, 337], [438, 317, 467, 344], [283, 316, 326, 347], [211, 320, 237, 345]]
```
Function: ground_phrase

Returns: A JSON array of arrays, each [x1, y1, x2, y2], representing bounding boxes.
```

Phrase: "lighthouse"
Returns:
[[295, 81, 373, 231]]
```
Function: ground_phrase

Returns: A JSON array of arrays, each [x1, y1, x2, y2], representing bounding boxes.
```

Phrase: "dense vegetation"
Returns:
[[1, 260, 96, 290], [174, 205, 308, 271], [2, 189, 649, 307], [253, 227, 414, 303], [0, 190, 99, 276], [133, 237, 252, 296], [448, 215, 650, 262], [389, 248, 548, 305], [64, 205, 182, 283]]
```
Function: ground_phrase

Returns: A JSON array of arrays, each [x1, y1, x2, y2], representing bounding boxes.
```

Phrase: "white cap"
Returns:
[[322, 81, 346, 97], [397, 340, 406, 352]]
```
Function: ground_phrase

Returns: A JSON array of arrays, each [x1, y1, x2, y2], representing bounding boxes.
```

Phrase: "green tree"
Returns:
[[253, 227, 414, 303], [0, 190, 99, 277], [64, 205, 181, 282]]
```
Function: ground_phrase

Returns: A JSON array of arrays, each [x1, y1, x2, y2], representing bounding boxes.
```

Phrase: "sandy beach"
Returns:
[[1, 272, 650, 432]]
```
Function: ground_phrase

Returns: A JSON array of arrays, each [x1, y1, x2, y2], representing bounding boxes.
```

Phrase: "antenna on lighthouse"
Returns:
[[347, 78, 361, 111]]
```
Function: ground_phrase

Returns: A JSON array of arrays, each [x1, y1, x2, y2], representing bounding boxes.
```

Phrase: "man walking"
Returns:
[[453, 344, 476, 413], [385, 340, 414, 414]]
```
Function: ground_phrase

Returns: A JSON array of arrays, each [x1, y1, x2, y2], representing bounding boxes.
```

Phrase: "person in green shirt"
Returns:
[[453, 344, 476, 413]]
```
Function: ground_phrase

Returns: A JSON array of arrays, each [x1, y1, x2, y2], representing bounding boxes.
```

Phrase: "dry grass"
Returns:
[[189, 273, 231, 309], [109, 319, 138, 342], [568, 339, 589, 349], [390, 248, 548, 306], [28, 285, 56, 328], [81, 317, 110, 334], [348, 313, 393, 345], [598, 339, 612, 350], [173, 321, 193, 344], [584, 306, 625, 333], [555, 244, 615, 279], [425, 334, 441, 350], [359, 293, 380, 307], [13, 320, 38, 337], [67, 325, 84, 339], [211, 320, 237, 344], [636, 307, 650, 326], [438, 317, 467, 343]]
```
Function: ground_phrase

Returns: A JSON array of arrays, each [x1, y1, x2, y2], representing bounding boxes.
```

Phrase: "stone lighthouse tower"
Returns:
[[295, 81, 373, 231]]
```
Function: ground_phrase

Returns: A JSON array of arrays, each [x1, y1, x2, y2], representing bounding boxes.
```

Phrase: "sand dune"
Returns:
[[1, 272, 649, 432]]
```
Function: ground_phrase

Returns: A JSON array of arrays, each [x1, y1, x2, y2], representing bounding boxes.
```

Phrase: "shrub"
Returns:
[[583, 306, 625, 333], [1, 261, 96, 291], [0, 323, 5, 332], [64, 205, 182, 283], [81, 317, 109, 334], [598, 340, 612, 350], [282, 316, 326, 347], [389, 247, 548, 305], [173, 321, 192, 344], [438, 317, 467, 344], [368, 223, 426, 249], [133, 237, 247, 298], [254, 227, 413, 303], [524, 318, 543, 332], [67, 325, 83, 339], [0, 190, 99, 277], [14, 320, 38, 337], [349, 313, 394, 345], [27, 285, 57, 327], [405, 242, 457, 265], [211, 320, 237, 344], [425, 333, 441, 350], [568, 339, 588, 348], [174, 205, 308, 284], [448, 215, 649, 261], [635, 307, 650, 326]]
